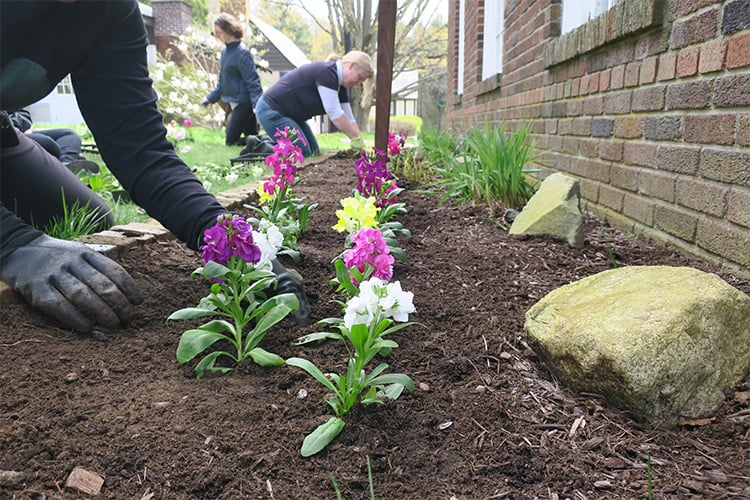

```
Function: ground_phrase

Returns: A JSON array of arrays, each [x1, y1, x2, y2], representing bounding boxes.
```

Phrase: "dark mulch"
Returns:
[[1, 155, 749, 499]]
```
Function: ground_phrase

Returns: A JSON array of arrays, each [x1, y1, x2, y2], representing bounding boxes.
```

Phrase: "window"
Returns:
[[457, 0, 465, 95], [56, 75, 73, 95], [562, 0, 619, 34], [482, 0, 504, 79]]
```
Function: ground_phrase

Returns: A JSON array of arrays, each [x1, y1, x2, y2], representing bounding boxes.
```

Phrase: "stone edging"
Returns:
[[0, 152, 335, 306]]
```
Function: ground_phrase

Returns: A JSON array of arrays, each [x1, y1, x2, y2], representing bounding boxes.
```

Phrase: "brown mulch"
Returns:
[[1, 155, 749, 499]]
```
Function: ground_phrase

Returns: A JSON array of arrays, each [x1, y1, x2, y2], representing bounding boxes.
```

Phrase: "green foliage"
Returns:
[[167, 260, 298, 379], [417, 127, 458, 168], [429, 123, 540, 212], [39, 189, 109, 240], [389, 146, 431, 185]]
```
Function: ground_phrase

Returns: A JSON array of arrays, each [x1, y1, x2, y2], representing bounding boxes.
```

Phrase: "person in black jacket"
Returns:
[[0, 0, 309, 334], [200, 12, 263, 146], [8, 109, 99, 174]]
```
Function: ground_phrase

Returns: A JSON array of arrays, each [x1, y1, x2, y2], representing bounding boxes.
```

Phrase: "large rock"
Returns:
[[509, 172, 583, 247], [524, 266, 750, 425]]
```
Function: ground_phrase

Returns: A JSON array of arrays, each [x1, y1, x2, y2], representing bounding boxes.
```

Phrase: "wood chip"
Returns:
[[65, 466, 104, 495], [678, 416, 715, 427]]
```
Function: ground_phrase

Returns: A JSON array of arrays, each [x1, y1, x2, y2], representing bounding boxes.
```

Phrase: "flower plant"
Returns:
[[331, 227, 394, 300], [287, 277, 419, 456], [246, 127, 318, 262], [167, 214, 299, 379]]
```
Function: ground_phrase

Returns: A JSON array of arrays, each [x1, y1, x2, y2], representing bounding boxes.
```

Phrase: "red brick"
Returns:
[[599, 69, 611, 91], [676, 47, 700, 77], [657, 52, 677, 81], [738, 114, 750, 146], [699, 39, 727, 73], [727, 32, 750, 69], [684, 114, 736, 145], [610, 65, 625, 89], [639, 56, 659, 84], [624, 62, 640, 87]]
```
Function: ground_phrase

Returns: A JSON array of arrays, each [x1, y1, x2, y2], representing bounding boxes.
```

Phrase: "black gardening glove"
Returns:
[[1, 235, 143, 333], [271, 259, 311, 326]]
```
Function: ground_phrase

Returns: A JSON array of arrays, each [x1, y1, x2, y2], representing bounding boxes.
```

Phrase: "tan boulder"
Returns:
[[509, 172, 584, 248], [524, 266, 750, 425]]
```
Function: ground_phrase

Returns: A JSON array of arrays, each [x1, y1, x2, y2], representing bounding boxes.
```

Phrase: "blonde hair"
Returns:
[[341, 50, 374, 107]]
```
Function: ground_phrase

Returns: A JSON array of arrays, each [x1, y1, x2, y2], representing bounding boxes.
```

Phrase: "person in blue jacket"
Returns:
[[0, 0, 309, 334], [255, 50, 373, 157], [201, 12, 263, 146]]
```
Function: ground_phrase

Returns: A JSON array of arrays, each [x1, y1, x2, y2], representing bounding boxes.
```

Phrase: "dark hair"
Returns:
[[214, 12, 244, 39]]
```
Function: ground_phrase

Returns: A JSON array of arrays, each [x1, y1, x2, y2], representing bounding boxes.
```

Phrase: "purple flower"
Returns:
[[200, 215, 261, 266]]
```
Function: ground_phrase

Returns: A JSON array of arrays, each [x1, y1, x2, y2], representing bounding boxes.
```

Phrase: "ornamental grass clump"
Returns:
[[430, 122, 540, 212], [167, 214, 298, 379], [246, 127, 318, 263], [287, 277, 418, 457]]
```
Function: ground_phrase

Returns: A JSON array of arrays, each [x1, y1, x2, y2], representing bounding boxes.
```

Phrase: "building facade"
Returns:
[[447, 0, 750, 275]]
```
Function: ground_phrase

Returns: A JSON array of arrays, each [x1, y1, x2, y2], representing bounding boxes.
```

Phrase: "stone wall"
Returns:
[[447, 0, 750, 275]]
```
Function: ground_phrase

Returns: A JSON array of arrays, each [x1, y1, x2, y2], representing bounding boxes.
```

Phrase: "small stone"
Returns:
[[65, 466, 104, 495], [296, 389, 308, 399], [0, 470, 25, 487], [475, 385, 486, 394], [64, 372, 79, 383]]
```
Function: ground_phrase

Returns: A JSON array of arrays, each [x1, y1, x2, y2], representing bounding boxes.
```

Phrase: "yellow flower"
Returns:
[[333, 195, 378, 233], [256, 183, 273, 205]]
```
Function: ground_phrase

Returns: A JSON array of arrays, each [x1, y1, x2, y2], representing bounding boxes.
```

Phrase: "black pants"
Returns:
[[27, 128, 82, 163], [0, 129, 112, 230], [225, 102, 258, 146]]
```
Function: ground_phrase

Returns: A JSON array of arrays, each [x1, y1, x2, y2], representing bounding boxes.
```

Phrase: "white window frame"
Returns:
[[457, 0, 465, 95], [562, 0, 619, 34], [482, 0, 504, 79]]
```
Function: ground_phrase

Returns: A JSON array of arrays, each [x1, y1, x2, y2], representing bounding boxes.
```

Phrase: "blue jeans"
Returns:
[[255, 96, 319, 157]]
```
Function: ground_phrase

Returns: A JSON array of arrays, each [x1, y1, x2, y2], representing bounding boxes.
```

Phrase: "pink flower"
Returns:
[[343, 228, 394, 284], [183, 118, 192, 127]]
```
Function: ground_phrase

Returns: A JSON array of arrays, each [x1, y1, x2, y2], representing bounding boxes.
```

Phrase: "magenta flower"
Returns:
[[387, 131, 406, 156], [200, 214, 261, 266], [355, 150, 397, 208], [343, 228, 394, 283], [183, 118, 192, 127]]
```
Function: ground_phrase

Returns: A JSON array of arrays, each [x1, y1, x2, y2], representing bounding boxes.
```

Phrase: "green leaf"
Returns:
[[293, 331, 343, 345], [286, 357, 340, 395], [301, 417, 346, 457], [176, 327, 228, 364], [368, 373, 414, 392], [196, 260, 231, 279], [379, 383, 406, 400], [247, 347, 285, 366], [167, 307, 220, 322], [192, 351, 232, 379]]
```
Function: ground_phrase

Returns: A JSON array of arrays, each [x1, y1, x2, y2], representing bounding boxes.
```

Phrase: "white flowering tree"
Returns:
[[150, 26, 269, 130]]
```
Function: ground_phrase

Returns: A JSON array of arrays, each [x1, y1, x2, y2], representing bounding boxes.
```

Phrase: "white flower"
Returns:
[[252, 220, 283, 271], [343, 278, 415, 329]]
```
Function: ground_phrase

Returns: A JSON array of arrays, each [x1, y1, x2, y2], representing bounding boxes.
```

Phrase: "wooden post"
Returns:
[[375, 0, 397, 155]]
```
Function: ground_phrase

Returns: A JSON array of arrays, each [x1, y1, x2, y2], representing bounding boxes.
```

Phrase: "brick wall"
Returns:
[[447, 0, 750, 275], [152, 0, 193, 58]]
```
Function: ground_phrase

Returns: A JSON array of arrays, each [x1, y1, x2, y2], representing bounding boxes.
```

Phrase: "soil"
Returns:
[[2, 154, 750, 500]]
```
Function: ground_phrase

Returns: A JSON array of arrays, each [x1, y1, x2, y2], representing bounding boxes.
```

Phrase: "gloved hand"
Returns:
[[350, 136, 365, 151], [1, 235, 143, 333], [200, 98, 210, 108], [271, 259, 311, 326]]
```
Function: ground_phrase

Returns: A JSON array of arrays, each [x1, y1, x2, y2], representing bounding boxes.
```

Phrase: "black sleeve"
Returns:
[[8, 109, 32, 132], [70, 1, 226, 250]]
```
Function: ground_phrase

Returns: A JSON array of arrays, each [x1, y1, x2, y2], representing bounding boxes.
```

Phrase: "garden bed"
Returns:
[[1, 155, 749, 499]]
